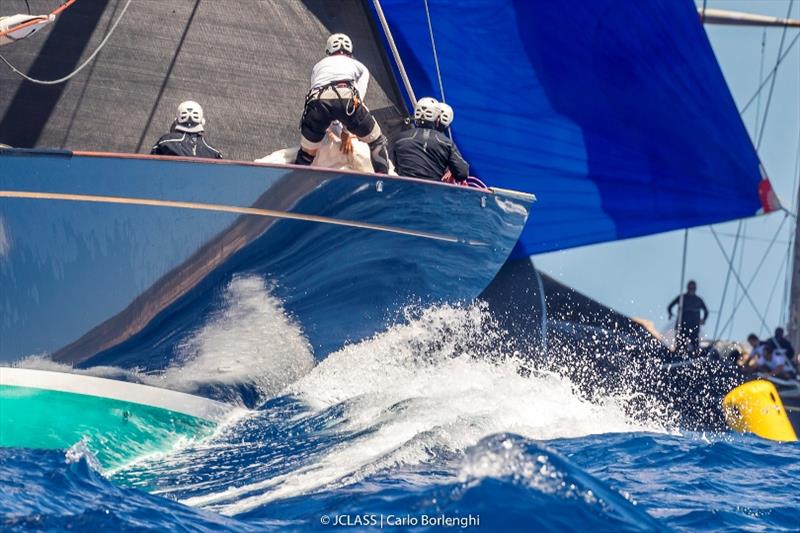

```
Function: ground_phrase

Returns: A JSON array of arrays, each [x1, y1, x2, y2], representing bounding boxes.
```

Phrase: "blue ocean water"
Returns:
[[3, 291, 799, 532]]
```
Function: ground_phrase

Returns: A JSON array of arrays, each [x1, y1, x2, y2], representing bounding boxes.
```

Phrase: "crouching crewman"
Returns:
[[392, 97, 468, 183], [151, 100, 222, 159], [294, 33, 389, 174]]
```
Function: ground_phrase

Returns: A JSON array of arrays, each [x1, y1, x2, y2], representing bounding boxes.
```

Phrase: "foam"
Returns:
[[187, 303, 665, 515], [147, 275, 315, 399], [14, 275, 315, 405]]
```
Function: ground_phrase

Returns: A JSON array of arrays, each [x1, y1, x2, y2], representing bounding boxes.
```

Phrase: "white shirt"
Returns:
[[757, 353, 788, 372], [309, 55, 370, 100]]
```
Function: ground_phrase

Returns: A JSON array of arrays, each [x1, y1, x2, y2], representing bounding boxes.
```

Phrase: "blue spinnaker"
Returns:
[[371, 0, 777, 256]]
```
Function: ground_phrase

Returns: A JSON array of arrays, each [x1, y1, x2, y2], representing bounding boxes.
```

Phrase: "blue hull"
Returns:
[[0, 149, 532, 370]]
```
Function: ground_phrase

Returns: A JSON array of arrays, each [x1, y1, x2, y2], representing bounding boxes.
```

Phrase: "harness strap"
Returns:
[[303, 80, 361, 117]]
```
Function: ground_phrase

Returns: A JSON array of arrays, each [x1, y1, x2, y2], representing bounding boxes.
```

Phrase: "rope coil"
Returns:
[[0, 0, 132, 85]]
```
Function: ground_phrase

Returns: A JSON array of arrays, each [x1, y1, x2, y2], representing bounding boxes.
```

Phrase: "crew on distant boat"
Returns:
[[294, 33, 389, 174], [753, 342, 795, 380], [746, 333, 765, 358], [151, 101, 222, 159], [741, 333, 764, 372], [766, 327, 796, 364], [391, 97, 468, 183], [667, 280, 708, 354]]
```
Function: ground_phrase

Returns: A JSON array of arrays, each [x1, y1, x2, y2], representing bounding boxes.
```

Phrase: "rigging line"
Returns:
[[422, 0, 445, 103], [713, 220, 742, 339], [754, 29, 767, 133], [756, 0, 795, 149], [725, 216, 787, 338], [694, 229, 790, 245], [726, 219, 747, 339], [782, 232, 795, 326], [783, 131, 800, 325], [717, 214, 790, 335], [0, 0, 131, 85], [0, 0, 76, 40], [776, 237, 791, 324], [675, 228, 689, 351], [371, 0, 417, 105], [709, 227, 772, 333], [739, 32, 799, 116], [791, 124, 800, 218], [762, 246, 789, 334]]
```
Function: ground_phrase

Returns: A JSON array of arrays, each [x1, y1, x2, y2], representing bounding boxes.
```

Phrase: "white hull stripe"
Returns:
[[0, 367, 237, 422]]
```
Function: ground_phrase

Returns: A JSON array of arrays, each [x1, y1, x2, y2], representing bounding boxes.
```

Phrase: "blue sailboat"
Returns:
[[0, 1, 535, 465], [0, 0, 793, 463], [369, 0, 796, 435], [0, 148, 532, 463]]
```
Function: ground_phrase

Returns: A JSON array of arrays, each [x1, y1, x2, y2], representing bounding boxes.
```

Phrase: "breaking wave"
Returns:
[[7, 293, 797, 532]]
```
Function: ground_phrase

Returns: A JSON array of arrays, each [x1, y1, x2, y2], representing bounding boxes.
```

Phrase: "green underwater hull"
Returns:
[[0, 368, 236, 469]]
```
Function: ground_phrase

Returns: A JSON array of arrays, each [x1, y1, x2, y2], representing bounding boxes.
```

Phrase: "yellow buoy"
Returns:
[[723, 380, 798, 442]]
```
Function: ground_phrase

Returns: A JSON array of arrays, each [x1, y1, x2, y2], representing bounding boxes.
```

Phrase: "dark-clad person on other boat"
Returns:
[[151, 101, 222, 159], [765, 327, 796, 365], [391, 97, 468, 183], [667, 280, 708, 355]]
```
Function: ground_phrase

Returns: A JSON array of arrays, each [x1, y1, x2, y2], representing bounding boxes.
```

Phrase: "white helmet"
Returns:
[[175, 100, 205, 133], [438, 102, 454, 127], [326, 33, 353, 55], [414, 97, 440, 123]]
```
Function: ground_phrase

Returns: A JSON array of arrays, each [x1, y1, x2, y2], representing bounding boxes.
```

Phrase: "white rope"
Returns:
[[422, 0, 445, 103], [0, 0, 132, 85], [371, 0, 417, 106]]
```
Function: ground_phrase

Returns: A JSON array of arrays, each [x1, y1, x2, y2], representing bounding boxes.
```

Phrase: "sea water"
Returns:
[[2, 278, 799, 531]]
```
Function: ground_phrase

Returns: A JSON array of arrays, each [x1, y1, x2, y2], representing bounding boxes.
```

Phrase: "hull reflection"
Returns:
[[0, 149, 533, 370]]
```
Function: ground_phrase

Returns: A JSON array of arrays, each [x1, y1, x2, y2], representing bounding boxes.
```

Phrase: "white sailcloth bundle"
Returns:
[[255, 121, 395, 175]]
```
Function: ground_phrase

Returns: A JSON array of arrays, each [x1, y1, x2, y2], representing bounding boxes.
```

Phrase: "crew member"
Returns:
[[436, 102, 454, 133], [755, 343, 795, 380], [667, 280, 708, 354], [766, 327, 796, 364], [294, 33, 389, 174], [391, 97, 468, 183], [151, 101, 222, 159], [741, 333, 764, 371]]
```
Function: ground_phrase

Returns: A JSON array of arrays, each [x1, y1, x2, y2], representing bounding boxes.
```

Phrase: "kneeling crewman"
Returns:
[[392, 97, 468, 183], [151, 101, 222, 159], [294, 33, 389, 174]]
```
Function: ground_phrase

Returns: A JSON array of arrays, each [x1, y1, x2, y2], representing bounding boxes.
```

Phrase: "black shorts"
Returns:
[[300, 89, 379, 148]]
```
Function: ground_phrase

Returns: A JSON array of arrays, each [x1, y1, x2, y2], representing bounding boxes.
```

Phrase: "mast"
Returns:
[[790, 185, 800, 350]]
